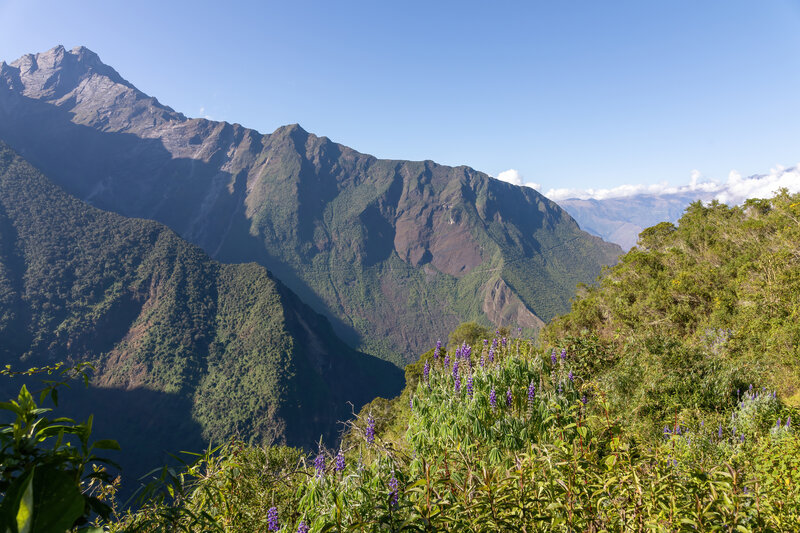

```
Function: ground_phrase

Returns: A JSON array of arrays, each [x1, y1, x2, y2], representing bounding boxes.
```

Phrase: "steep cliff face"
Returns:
[[0, 45, 622, 363]]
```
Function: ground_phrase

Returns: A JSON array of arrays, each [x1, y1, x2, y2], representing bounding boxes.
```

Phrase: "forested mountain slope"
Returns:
[[0, 142, 402, 482]]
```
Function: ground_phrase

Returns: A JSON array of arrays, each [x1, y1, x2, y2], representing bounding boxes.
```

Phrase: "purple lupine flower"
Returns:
[[492, 338, 498, 349], [454, 374, 461, 393], [480, 355, 485, 368], [664, 426, 670, 437], [452, 360, 459, 380], [434, 340, 441, 360], [490, 387, 497, 410], [517, 327, 522, 336], [366, 415, 376, 445], [314, 451, 325, 478], [267, 507, 279, 531], [560, 348, 567, 361], [551, 350, 557, 365], [389, 476, 399, 506], [528, 381, 536, 402], [787, 416, 792, 429], [501, 337, 507, 347], [455, 345, 462, 359], [423, 360, 430, 382], [483, 338, 488, 347], [718, 424, 723, 439], [443, 355, 450, 371], [297, 521, 310, 533], [675, 425, 681, 435], [335, 450, 345, 473], [488, 348, 495, 364], [568, 370, 574, 382], [740, 433, 745, 443], [463, 344, 472, 360], [467, 375, 474, 399], [581, 394, 587, 405], [506, 388, 512, 408]]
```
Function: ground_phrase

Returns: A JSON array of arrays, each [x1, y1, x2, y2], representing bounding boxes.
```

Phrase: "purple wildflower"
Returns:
[[335, 450, 345, 473], [297, 521, 310, 533], [741, 433, 745, 443], [454, 374, 461, 393], [366, 415, 376, 445], [492, 338, 498, 349], [551, 350, 557, 365], [581, 394, 587, 405], [664, 426, 670, 438], [267, 507, 279, 531], [488, 348, 495, 363], [787, 416, 792, 429], [434, 340, 441, 360], [506, 388, 512, 408], [483, 338, 488, 347], [560, 348, 567, 361], [527, 381, 536, 402], [467, 375, 474, 399], [389, 475, 399, 506], [444, 355, 450, 371], [501, 337, 507, 347], [675, 425, 681, 435], [452, 360, 459, 380], [568, 370, 574, 382], [314, 451, 325, 478], [423, 360, 430, 382], [490, 388, 497, 410], [718, 424, 723, 439], [480, 355, 485, 368]]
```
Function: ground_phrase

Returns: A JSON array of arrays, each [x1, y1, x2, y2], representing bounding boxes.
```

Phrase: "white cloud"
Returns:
[[496, 169, 523, 186], [495, 169, 542, 191], [542, 164, 800, 205]]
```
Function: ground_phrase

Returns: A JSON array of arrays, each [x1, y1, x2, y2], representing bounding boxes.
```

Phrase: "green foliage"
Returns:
[[109, 334, 800, 531], [447, 321, 491, 347], [544, 191, 800, 435], [0, 365, 118, 532]]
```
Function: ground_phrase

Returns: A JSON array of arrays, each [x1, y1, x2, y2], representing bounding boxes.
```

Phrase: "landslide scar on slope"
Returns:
[[482, 277, 544, 329]]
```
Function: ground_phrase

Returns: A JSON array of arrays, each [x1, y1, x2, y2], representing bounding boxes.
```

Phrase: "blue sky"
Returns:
[[1, 0, 799, 195]]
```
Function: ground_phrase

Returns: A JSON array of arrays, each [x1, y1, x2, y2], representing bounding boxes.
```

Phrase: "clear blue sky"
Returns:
[[1, 0, 799, 192]]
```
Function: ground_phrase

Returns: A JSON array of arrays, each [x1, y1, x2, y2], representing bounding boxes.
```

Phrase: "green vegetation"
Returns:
[[95, 335, 797, 531], [3, 190, 800, 530], [544, 191, 800, 436]]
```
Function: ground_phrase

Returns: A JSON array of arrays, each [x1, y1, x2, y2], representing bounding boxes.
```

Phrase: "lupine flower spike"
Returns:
[[389, 475, 399, 506], [506, 387, 512, 407], [560, 348, 567, 361], [366, 415, 376, 445], [314, 451, 325, 478], [297, 521, 310, 533], [490, 388, 497, 410], [267, 507, 279, 532], [551, 350, 557, 365], [335, 450, 345, 472], [467, 375, 474, 399]]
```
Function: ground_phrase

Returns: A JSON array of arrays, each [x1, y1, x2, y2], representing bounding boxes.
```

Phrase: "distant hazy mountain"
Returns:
[[558, 192, 715, 250], [0, 142, 402, 484], [0, 45, 621, 363], [555, 165, 800, 250]]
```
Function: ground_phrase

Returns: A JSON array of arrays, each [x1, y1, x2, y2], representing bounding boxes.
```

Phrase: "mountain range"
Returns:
[[0, 45, 622, 365]]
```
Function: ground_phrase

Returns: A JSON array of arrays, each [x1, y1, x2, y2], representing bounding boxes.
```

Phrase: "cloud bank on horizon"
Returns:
[[494, 165, 800, 205]]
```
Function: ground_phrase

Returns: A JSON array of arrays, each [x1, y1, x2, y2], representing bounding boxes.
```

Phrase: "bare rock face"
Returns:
[[0, 45, 622, 363]]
